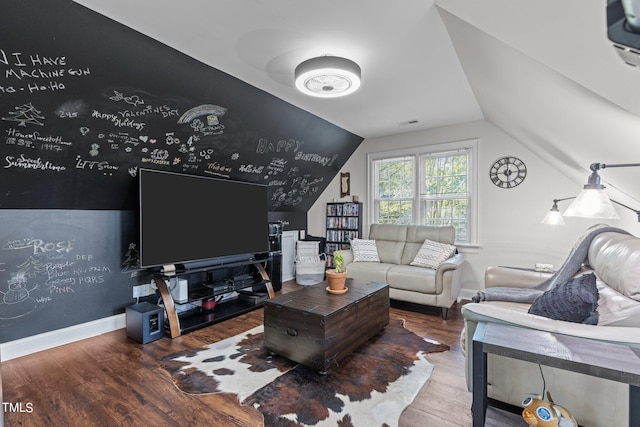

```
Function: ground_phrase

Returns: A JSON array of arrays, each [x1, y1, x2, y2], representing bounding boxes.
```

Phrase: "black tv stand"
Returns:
[[152, 254, 274, 338]]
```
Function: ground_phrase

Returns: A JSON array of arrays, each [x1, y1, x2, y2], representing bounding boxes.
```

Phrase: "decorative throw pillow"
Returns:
[[528, 273, 599, 324], [351, 238, 380, 262], [296, 240, 321, 263], [410, 239, 456, 269]]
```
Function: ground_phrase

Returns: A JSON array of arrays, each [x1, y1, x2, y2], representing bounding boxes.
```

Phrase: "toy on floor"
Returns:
[[522, 391, 577, 427]]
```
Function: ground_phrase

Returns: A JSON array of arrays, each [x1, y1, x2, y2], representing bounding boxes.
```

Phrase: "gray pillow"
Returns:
[[528, 273, 599, 324]]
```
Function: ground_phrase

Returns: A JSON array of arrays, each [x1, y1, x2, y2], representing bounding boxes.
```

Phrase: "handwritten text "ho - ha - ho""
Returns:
[[5, 154, 66, 171]]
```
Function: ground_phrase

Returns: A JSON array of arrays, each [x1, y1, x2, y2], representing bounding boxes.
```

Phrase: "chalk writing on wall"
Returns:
[[0, 210, 136, 342]]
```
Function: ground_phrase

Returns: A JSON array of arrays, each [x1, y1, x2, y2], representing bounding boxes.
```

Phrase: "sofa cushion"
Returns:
[[369, 224, 406, 264], [596, 278, 640, 327], [386, 265, 437, 293], [345, 262, 394, 284], [528, 273, 599, 324], [401, 225, 456, 264], [409, 239, 456, 269], [588, 232, 640, 301], [350, 238, 380, 262]]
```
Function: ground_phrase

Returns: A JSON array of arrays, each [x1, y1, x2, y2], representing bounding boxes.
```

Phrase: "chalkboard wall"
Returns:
[[0, 0, 363, 342]]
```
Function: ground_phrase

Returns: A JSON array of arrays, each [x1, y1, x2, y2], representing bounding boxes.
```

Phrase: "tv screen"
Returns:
[[139, 168, 269, 269]]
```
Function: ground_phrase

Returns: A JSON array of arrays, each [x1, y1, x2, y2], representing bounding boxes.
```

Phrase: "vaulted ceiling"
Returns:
[[74, 0, 640, 205]]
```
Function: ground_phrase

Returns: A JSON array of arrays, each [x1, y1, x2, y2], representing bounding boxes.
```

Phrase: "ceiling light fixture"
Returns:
[[294, 56, 361, 98]]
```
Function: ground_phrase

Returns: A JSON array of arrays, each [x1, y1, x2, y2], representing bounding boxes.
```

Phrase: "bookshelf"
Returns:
[[325, 202, 362, 267]]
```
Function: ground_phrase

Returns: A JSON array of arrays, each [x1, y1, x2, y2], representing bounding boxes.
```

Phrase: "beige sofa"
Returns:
[[462, 229, 640, 427], [338, 223, 464, 319]]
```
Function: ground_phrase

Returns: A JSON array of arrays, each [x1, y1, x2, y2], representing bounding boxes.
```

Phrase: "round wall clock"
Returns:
[[489, 156, 527, 188]]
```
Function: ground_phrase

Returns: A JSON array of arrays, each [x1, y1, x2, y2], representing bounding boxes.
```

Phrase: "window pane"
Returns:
[[377, 158, 413, 199], [379, 200, 413, 224], [423, 154, 467, 197], [421, 199, 468, 242]]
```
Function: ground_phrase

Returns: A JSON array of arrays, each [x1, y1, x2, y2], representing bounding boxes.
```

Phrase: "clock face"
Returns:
[[489, 156, 527, 189]]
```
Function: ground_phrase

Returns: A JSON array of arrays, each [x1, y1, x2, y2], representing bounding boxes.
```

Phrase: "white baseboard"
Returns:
[[0, 314, 126, 361]]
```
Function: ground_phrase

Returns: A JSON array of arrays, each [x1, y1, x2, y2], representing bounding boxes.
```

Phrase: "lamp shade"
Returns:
[[563, 188, 620, 219], [295, 56, 361, 98], [541, 209, 565, 225]]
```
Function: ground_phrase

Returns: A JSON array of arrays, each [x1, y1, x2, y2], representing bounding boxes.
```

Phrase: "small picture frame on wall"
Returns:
[[340, 172, 350, 198]]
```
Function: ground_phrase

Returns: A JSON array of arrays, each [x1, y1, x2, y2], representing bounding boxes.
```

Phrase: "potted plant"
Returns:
[[326, 251, 347, 291]]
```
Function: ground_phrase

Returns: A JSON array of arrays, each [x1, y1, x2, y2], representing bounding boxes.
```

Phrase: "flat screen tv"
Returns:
[[138, 168, 269, 270]]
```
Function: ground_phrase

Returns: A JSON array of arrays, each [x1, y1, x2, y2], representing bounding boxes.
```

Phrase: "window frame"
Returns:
[[367, 138, 478, 246]]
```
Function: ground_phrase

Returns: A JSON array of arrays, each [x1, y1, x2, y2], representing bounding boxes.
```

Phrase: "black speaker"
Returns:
[[267, 252, 282, 292], [268, 221, 282, 252]]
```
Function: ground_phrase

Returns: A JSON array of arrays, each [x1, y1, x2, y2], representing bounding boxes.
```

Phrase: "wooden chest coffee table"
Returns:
[[263, 279, 389, 373]]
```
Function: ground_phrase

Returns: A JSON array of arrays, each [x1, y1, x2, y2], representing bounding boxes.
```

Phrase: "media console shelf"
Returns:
[[153, 255, 275, 338]]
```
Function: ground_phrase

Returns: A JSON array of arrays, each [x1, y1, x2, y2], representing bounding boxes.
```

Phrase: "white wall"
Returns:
[[308, 119, 640, 298]]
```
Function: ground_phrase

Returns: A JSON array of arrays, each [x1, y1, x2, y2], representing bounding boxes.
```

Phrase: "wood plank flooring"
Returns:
[[2, 281, 473, 426]]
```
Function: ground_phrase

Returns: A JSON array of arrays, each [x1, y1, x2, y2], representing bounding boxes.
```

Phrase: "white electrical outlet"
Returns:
[[133, 283, 153, 298], [534, 263, 554, 272], [133, 284, 146, 298]]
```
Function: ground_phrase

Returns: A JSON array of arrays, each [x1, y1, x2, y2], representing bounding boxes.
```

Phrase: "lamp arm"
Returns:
[[611, 199, 640, 222], [552, 197, 576, 204], [591, 162, 640, 171]]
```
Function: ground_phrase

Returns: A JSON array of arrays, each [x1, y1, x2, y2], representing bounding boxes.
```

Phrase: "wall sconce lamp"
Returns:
[[295, 56, 361, 98], [541, 197, 575, 225], [563, 162, 640, 220], [542, 162, 640, 224]]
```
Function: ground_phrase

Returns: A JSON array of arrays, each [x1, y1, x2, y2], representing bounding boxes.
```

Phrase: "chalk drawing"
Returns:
[[207, 162, 232, 176], [121, 242, 140, 274], [89, 143, 99, 157], [5, 128, 72, 147], [190, 118, 224, 136], [109, 90, 145, 106], [91, 109, 145, 131], [0, 272, 38, 320], [256, 138, 304, 155], [165, 132, 179, 145], [294, 151, 338, 167], [55, 99, 88, 119], [75, 156, 119, 173], [5, 155, 66, 172], [239, 164, 263, 174], [2, 103, 45, 127], [177, 104, 227, 124], [80, 127, 89, 135]]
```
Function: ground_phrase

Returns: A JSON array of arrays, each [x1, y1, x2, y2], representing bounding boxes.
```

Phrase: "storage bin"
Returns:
[[295, 254, 326, 286]]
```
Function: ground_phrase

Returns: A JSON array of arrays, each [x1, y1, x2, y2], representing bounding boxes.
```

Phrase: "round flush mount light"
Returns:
[[294, 56, 361, 98]]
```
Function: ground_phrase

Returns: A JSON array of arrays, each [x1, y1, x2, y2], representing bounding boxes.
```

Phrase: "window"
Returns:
[[369, 139, 477, 245]]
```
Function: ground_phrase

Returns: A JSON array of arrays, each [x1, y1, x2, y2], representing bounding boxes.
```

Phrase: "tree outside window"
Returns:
[[373, 156, 414, 224]]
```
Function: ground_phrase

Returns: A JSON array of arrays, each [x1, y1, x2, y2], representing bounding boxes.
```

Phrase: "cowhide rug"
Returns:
[[161, 318, 449, 426]]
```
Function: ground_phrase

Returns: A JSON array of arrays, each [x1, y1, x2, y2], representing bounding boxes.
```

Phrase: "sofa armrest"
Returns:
[[435, 253, 464, 294], [484, 266, 553, 289]]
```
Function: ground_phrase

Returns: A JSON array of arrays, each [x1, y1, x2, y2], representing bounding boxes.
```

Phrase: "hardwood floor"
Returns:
[[1, 281, 472, 426]]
